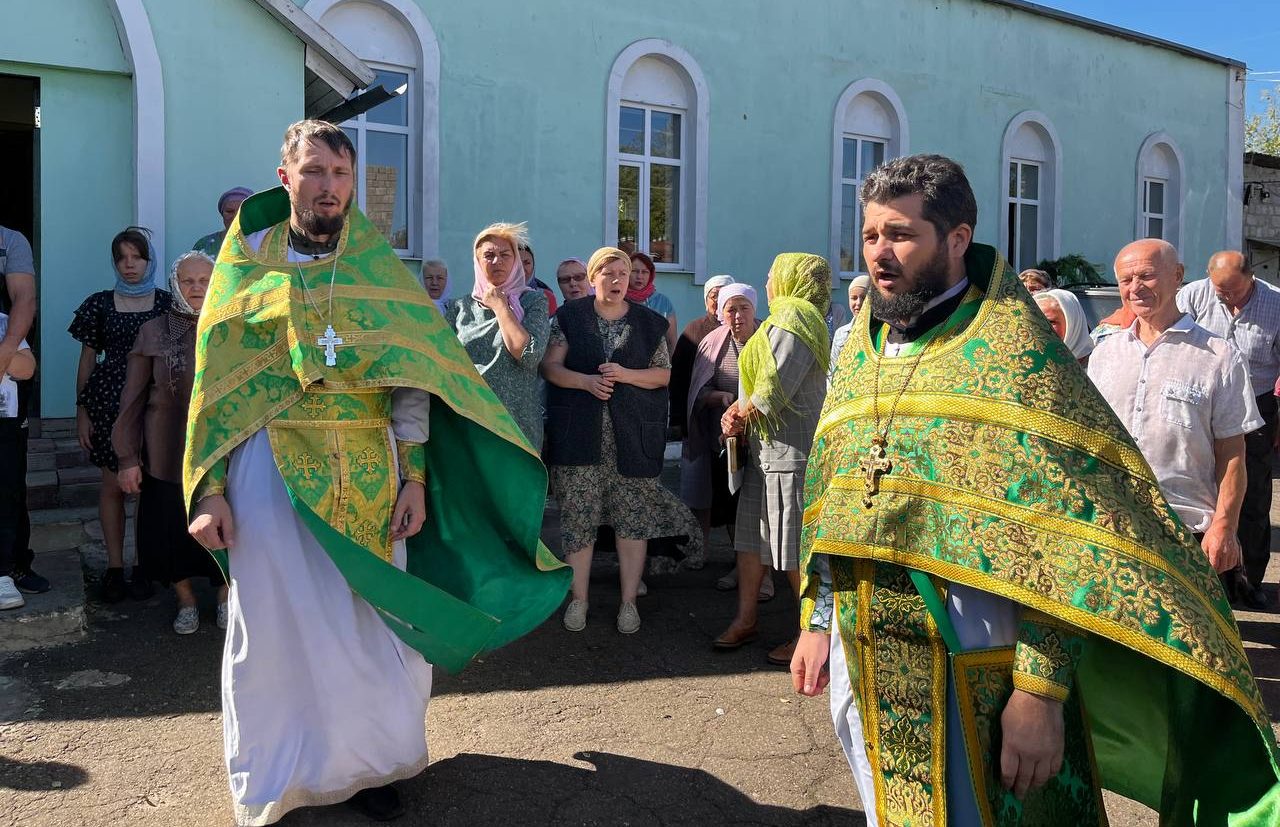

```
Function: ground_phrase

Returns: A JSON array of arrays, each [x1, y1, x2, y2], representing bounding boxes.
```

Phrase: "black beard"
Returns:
[[869, 247, 952, 325], [296, 208, 345, 238]]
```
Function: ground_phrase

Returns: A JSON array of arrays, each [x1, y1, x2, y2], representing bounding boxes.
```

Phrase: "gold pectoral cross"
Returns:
[[860, 438, 892, 509]]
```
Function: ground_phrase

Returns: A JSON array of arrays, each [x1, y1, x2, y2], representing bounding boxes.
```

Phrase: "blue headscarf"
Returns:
[[113, 232, 159, 297]]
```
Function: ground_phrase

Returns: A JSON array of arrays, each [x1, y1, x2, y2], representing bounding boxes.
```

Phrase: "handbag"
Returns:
[[908, 571, 1107, 826]]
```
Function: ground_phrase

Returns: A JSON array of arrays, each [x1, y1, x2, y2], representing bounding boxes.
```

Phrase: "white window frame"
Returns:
[[1134, 132, 1185, 254], [839, 135, 887, 276], [342, 62, 415, 256], [606, 39, 709, 282], [306, 0, 441, 260], [617, 102, 687, 269], [1007, 160, 1043, 272], [829, 79, 909, 283], [999, 111, 1062, 269], [1142, 177, 1168, 241]]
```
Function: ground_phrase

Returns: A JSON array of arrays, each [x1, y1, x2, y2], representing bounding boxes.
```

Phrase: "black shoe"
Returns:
[[1243, 586, 1271, 612], [101, 568, 127, 603], [347, 785, 404, 821], [12, 565, 50, 594], [127, 573, 155, 601]]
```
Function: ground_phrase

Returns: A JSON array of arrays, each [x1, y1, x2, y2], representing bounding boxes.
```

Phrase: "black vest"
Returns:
[[545, 298, 669, 477]]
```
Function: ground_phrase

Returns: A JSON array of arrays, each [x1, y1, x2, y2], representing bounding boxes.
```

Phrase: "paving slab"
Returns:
[[0, 549, 86, 654]]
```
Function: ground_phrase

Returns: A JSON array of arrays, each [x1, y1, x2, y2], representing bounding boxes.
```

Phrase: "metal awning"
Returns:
[[248, 0, 377, 116]]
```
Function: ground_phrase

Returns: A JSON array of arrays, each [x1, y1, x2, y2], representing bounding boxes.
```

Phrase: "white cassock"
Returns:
[[220, 233, 434, 827]]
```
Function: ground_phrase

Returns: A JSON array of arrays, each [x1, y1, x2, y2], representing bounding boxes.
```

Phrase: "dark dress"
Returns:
[[111, 311, 224, 585], [69, 290, 172, 470]]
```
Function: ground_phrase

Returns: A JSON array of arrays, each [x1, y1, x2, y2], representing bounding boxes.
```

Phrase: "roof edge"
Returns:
[[983, 0, 1245, 69], [250, 0, 376, 87]]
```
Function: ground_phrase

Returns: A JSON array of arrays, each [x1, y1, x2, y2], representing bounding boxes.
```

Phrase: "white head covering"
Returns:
[[849, 274, 871, 293], [1036, 288, 1094, 360], [704, 274, 735, 300], [168, 251, 215, 317], [716, 283, 758, 323]]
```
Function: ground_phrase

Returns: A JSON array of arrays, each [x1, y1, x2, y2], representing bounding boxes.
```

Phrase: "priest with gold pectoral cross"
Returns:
[[183, 120, 568, 826], [792, 154, 1280, 826]]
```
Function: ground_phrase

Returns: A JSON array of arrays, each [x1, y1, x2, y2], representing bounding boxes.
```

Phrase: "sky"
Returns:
[[1039, 0, 1275, 116]]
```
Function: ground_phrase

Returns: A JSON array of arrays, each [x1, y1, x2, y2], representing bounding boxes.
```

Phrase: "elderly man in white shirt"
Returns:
[[1177, 251, 1280, 609], [1089, 239, 1260, 578]]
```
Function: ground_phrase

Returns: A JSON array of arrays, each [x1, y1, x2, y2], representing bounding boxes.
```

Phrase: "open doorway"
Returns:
[[0, 73, 39, 416]]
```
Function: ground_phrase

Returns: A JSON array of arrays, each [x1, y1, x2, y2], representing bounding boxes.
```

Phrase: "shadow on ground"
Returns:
[[282, 752, 866, 827], [0, 554, 805, 721]]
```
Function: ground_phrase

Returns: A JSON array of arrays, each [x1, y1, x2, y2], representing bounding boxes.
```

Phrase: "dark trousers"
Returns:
[[1238, 392, 1277, 587], [0, 417, 32, 577]]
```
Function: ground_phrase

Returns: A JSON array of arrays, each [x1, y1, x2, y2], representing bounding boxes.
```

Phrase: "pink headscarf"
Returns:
[[472, 238, 532, 322]]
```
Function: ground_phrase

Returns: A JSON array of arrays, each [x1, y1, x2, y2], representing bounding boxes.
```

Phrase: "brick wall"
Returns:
[[365, 164, 407, 249], [1245, 154, 1280, 285]]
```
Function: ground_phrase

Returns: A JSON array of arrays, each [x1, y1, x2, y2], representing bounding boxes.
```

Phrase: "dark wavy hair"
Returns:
[[860, 154, 978, 239], [111, 226, 153, 263]]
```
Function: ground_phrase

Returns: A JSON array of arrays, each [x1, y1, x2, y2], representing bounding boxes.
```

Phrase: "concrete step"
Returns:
[[0, 548, 87, 653], [25, 469, 57, 511], [26, 436, 54, 454], [56, 446, 90, 469], [27, 452, 55, 472], [57, 482, 101, 509], [57, 465, 101, 486], [29, 507, 94, 555]]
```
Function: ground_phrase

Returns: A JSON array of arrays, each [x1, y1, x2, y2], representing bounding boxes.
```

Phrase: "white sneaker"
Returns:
[[563, 599, 588, 632], [616, 601, 641, 634], [0, 576, 25, 610], [173, 606, 199, 635], [216, 602, 228, 630], [636, 580, 648, 597]]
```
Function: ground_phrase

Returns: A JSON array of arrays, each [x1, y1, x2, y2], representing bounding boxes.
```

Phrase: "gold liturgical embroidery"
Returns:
[[357, 446, 382, 473], [295, 452, 321, 480], [300, 395, 327, 418]]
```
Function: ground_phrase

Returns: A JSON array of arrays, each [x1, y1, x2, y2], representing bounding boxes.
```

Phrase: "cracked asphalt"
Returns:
[[3, 527, 1277, 826]]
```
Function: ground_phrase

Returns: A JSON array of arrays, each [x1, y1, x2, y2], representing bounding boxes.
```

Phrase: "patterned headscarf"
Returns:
[[217, 187, 254, 215], [739, 253, 832, 438], [168, 251, 214, 317], [472, 225, 532, 322]]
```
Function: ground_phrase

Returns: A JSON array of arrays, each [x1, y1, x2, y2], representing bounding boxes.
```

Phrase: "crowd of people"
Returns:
[[1, 120, 1279, 824]]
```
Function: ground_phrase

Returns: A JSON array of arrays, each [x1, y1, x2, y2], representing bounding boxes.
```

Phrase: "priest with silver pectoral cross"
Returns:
[[184, 120, 569, 826]]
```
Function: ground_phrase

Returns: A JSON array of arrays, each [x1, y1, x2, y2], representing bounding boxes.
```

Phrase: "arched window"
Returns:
[[1136, 132, 1185, 252], [830, 79, 909, 278], [1000, 111, 1062, 272], [606, 39, 708, 280], [307, 0, 440, 259]]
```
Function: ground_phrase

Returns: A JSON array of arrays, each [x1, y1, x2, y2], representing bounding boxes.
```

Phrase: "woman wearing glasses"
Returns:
[[443, 222, 550, 446]]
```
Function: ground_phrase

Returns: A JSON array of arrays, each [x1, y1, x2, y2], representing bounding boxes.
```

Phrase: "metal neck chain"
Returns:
[[870, 329, 928, 447], [292, 248, 340, 324]]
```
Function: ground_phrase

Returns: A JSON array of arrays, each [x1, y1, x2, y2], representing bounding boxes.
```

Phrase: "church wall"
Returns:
[[301, 0, 1235, 328]]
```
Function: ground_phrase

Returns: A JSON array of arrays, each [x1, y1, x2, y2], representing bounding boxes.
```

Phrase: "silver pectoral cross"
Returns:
[[317, 324, 344, 367]]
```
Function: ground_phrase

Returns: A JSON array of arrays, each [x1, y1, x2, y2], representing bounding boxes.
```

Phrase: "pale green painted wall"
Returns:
[[0, 0, 307, 414], [306, 0, 1232, 329], [143, 0, 305, 268], [0, 62, 134, 418]]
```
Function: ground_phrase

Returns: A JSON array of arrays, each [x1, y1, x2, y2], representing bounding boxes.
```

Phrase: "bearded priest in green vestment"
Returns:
[[184, 121, 569, 826], [791, 154, 1280, 827]]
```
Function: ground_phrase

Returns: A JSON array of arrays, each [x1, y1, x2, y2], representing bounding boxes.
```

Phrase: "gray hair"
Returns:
[[171, 250, 214, 279], [860, 154, 978, 238], [423, 258, 448, 273]]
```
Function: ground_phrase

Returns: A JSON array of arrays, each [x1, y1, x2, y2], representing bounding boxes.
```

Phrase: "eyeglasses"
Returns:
[[557, 274, 588, 286], [481, 250, 515, 264]]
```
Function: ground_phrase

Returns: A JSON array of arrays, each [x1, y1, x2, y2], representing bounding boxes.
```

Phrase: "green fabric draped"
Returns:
[[740, 253, 832, 438], [802, 243, 1280, 825], [184, 187, 570, 673]]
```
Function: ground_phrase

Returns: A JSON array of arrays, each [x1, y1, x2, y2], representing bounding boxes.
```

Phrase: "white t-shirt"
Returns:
[[1088, 314, 1262, 531], [0, 312, 31, 419]]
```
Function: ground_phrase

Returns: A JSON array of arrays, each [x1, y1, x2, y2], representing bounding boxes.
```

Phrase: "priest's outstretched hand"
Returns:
[[190, 494, 237, 550], [999, 689, 1064, 799]]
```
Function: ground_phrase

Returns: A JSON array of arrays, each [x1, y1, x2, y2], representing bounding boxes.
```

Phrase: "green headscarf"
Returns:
[[740, 253, 832, 438]]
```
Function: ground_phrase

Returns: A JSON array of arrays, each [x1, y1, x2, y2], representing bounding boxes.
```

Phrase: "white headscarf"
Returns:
[[168, 251, 214, 317], [1036, 289, 1094, 360], [716, 283, 758, 323], [703, 274, 735, 300]]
